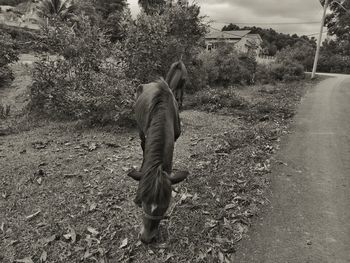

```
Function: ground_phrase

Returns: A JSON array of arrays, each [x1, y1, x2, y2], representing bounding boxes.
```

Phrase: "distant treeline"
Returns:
[[222, 23, 316, 57]]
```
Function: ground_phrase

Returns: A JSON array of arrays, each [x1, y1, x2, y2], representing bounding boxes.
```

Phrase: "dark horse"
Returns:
[[127, 79, 188, 243], [165, 60, 188, 110]]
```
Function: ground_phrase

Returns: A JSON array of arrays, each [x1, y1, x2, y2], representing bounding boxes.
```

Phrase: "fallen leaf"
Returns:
[[165, 253, 174, 261], [224, 204, 236, 210], [9, 240, 19, 246], [14, 257, 34, 263], [218, 251, 224, 263], [83, 250, 93, 260], [205, 219, 218, 229], [64, 227, 76, 243], [42, 234, 56, 246], [40, 251, 47, 262], [119, 238, 128, 249], [88, 143, 98, 151], [0, 222, 4, 232], [74, 246, 85, 252], [105, 142, 119, 148], [37, 177, 42, 185], [87, 227, 99, 236], [26, 210, 41, 220], [89, 203, 97, 211]]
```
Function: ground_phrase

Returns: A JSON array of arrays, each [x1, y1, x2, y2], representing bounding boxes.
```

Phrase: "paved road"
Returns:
[[234, 74, 350, 263]]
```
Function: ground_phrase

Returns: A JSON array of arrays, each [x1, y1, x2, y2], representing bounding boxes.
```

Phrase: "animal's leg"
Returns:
[[139, 131, 146, 170], [176, 89, 181, 110], [179, 87, 184, 110]]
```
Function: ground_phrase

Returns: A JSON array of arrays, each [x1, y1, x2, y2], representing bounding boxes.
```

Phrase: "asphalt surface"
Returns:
[[234, 74, 350, 263]]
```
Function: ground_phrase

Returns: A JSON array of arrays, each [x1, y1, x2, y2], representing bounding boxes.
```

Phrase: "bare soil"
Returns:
[[0, 64, 319, 262]]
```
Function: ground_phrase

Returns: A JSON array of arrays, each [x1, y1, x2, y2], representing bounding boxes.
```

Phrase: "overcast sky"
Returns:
[[127, 0, 327, 37]]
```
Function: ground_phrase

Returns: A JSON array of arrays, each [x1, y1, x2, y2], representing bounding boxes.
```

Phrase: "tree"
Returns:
[[138, 0, 166, 14], [221, 24, 316, 56], [0, 0, 27, 5], [123, 2, 207, 88], [0, 32, 19, 86], [93, 0, 127, 19], [37, 0, 77, 21], [222, 23, 240, 31], [276, 41, 316, 71], [325, 0, 350, 56]]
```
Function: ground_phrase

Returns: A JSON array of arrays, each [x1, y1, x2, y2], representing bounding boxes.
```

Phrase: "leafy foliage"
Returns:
[[325, 0, 350, 56], [319, 0, 350, 74], [30, 17, 134, 124], [0, 31, 19, 87], [0, 24, 39, 52], [0, 0, 27, 5], [276, 41, 315, 71], [198, 43, 257, 87], [269, 60, 305, 82], [37, 0, 77, 21], [93, 0, 127, 19], [138, 0, 166, 14], [123, 3, 208, 91]]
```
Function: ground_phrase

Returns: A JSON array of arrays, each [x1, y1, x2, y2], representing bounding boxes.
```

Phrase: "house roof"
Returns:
[[206, 30, 251, 40], [246, 34, 263, 42]]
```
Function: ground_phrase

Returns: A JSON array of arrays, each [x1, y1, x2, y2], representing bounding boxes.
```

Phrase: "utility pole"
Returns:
[[311, 0, 329, 79]]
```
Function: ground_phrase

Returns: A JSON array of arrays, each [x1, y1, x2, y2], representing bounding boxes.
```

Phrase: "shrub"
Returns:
[[0, 24, 40, 53], [188, 86, 249, 112], [198, 44, 257, 87], [276, 41, 315, 71], [123, 3, 208, 91], [270, 60, 305, 82], [0, 31, 19, 87], [30, 17, 134, 125], [256, 64, 274, 84], [256, 59, 304, 83]]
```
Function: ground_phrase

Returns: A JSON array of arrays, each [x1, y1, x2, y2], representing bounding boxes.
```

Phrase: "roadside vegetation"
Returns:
[[0, 0, 332, 262]]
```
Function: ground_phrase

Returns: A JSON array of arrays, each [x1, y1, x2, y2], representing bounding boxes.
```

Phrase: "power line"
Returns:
[[209, 25, 327, 39], [305, 31, 328, 37], [209, 20, 320, 25]]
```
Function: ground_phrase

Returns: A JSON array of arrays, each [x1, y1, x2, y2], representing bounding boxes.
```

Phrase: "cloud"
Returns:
[[126, 0, 326, 36]]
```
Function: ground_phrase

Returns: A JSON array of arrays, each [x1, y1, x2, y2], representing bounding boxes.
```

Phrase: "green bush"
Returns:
[[270, 60, 305, 82], [276, 41, 315, 71], [30, 17, 134, 125], [0, 24, 39, 53], [0, 31, 19, 87], [188, 86, 249, 112], [198, 44, 257, 87], [256, 59, 304, 83], [123, 3, 208, 91]]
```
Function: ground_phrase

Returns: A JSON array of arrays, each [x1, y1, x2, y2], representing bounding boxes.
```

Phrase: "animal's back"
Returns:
[[134, 80, 174, 132]]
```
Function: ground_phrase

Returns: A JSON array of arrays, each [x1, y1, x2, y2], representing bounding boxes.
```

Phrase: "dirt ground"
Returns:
[[0, 63, 318, 262]]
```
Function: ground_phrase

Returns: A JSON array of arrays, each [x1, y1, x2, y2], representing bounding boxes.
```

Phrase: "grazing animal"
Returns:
[[127, 79, 189, 243], [165, 60, 188, 110]]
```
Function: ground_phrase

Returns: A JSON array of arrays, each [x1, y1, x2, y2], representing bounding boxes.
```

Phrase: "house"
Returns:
[[205, 30, 263, 56]]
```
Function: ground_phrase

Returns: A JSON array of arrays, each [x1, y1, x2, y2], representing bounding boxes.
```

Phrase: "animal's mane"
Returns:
[[135, 79, 173, 206], [136, 165, 172, 206]]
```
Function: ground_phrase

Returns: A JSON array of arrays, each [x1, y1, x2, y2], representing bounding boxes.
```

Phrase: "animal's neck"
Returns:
[[143, 105, 170, 171]]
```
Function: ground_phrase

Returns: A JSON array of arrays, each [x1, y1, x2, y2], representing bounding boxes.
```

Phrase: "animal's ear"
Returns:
[[169, 170, 189, 185], [127, 169, 143, 181], [135, 85, 143, 99]]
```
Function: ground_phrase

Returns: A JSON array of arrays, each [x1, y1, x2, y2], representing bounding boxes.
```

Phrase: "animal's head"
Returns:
[[127, 167, 188, 243]]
